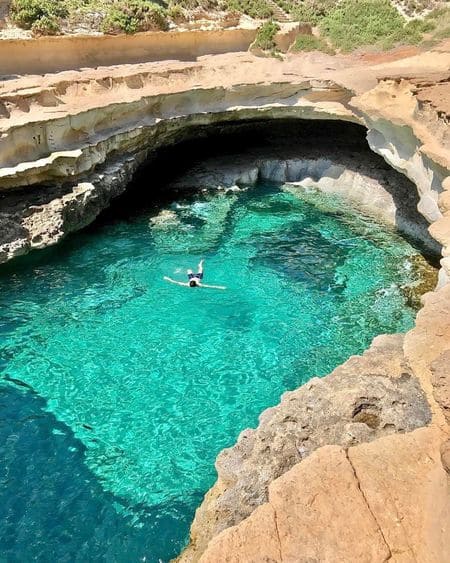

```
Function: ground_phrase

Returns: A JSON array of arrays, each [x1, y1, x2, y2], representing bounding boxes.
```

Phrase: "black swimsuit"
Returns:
[[188, 272, 203, 281]]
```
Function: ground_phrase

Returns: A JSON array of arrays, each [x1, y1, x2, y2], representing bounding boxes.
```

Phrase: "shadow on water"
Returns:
[[92, 118, 440, 264], [0, 381, 200, 563], [98, 119, 374, 222]]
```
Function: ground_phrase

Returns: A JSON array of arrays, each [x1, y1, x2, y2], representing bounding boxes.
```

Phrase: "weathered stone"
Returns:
[[269, 446, 391, 563], [199, 504, 281, 563], [441, 440, 450, 474], [201, 446, 390, 563], [431, 351, 450, 424], [181, 334, 432, 561], [405, 283, 450, 425], [348, 429, 450, 563], [199, 430, 450, 563]]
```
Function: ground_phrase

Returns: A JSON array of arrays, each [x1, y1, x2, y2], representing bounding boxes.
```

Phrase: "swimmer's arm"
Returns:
[[199, 283, 227, 290], [164, 276, 190, 287]]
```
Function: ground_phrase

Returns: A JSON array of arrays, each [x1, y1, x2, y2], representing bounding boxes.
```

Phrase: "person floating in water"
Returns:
[[164, 260, 226, 290]]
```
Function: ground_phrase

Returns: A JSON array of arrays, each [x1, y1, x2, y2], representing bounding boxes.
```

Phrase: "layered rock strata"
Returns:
[[0, 24, 303, 76], [0, 50, 449, 268]]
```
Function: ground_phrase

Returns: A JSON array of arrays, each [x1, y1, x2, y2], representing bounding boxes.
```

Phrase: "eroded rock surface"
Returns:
[[0, 154, 143, 262], [202, 445, 391, 563], [168, 146, 439, 251], [0, 47, 449, 267], [199, 429, 450, 563], [182, 284, 450, 563], [180, 334, 432, 561]]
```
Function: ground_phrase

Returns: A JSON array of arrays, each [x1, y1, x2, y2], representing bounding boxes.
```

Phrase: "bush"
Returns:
[[226, 0, 273, 19], [31, 15, 61, 36], [383, 17, 435, 46], [290, 0, 335, 24], [405, 18, 435, 34], [253, 20, 280, 50], [172, 0, 222, 8], [423, 5, 450, 42], [10, 0, 68, 30], [319, 0, 414, 52], [167, 4, 186, 22], [433, 25, 450, 40], [102, 0, 169, 34], [291, 33, 334, 54]]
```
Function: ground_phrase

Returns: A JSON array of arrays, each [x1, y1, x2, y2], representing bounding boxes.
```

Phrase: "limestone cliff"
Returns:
[[0, 48, 449, 268]]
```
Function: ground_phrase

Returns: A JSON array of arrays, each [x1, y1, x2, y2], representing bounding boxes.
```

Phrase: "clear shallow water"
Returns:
[[0, 182, 425, 561]]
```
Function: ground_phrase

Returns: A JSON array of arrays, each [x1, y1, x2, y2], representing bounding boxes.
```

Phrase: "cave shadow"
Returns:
[[0, 379, 199, 562], [0, 118, 440, 268], [98, 118, 441, 263]]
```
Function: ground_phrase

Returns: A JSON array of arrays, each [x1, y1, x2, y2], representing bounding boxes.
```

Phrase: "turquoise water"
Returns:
[[0, 182, 425, 561]]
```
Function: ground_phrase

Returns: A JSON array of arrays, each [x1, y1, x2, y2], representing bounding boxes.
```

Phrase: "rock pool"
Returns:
[[0, 182, 433, 561]]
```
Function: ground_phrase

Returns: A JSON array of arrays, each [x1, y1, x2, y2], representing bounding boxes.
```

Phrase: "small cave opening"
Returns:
[[98, 117, 440, 261], [105, 119, 375, 212]]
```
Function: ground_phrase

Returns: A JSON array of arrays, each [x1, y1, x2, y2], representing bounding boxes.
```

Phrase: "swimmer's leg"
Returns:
[[197, 259, 204, 279]]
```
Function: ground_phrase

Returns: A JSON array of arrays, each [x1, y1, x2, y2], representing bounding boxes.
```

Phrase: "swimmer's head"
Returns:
[[189, 279, 198, 288]]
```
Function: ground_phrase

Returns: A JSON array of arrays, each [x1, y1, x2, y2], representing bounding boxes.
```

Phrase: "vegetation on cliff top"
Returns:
[[101, 0, 169, 34], [319, 0, 426, 51], [291, 0, 450, 53], [10, 0, 172, 34], [252, 20, 280, 50], [7, 0, 450, 48], [291, 33, 334, 54], [10, 0, 68, 35]]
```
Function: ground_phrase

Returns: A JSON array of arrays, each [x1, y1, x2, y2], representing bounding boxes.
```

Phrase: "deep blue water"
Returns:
[[0, 182, 427, 561]]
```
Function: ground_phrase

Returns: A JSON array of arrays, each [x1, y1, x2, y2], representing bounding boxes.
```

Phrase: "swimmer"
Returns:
[[164, 260, 226, 290]]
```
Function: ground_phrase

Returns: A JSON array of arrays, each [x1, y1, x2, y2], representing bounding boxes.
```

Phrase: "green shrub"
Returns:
[[433, 25, 450, 40], [290, 0, 335, 24], [405, 18, 435, 34], [292, 33, 334, 54], [226, 0, 273, 19], [253, 20, 280, 50], [423, 6, 450, 20], [171, 0, 222, 8], [382, 17, 435, 46], [10, 0, 68, 30], [319, 0, 415, 52], [423, 5, 450, 41], [31, 15, 61, 36], [102, 0, 169, 34], [167, 4, 186, 22]]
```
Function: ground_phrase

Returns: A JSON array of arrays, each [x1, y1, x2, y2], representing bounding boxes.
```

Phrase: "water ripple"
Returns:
[[0, 182, 426, 561]]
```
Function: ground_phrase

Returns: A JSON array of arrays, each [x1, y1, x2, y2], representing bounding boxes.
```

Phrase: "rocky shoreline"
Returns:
[[179, 333, 432, 561], [184, 278, 450, 562]]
